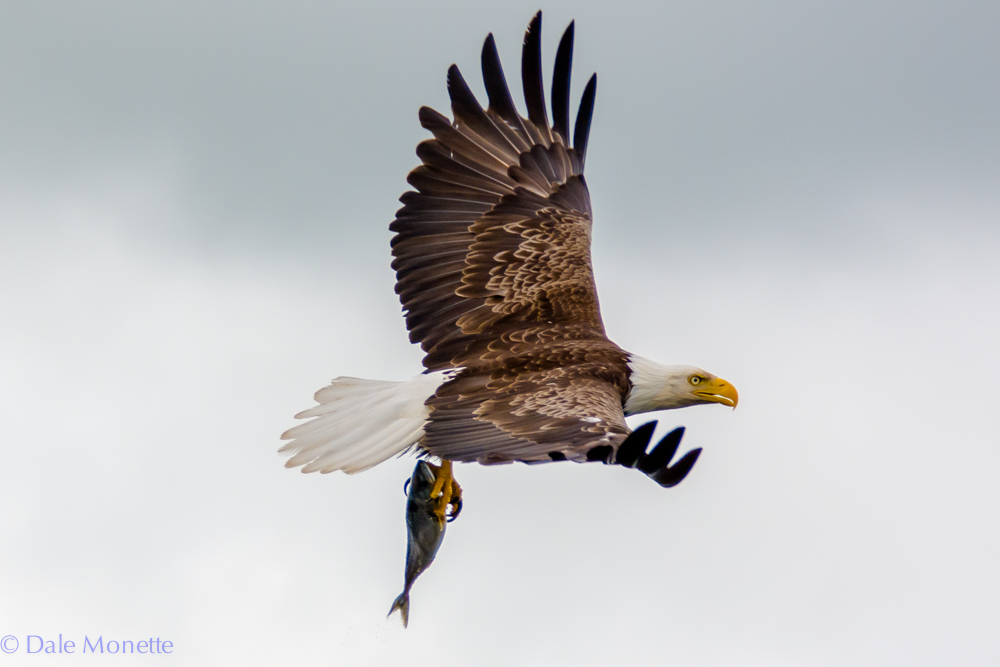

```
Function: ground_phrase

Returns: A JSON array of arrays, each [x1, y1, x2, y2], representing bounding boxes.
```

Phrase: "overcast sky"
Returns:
[[1, 1, 998, 665]]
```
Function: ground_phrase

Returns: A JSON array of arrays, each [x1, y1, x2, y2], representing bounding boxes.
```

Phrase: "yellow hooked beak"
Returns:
[[694, 377, 739, 408]]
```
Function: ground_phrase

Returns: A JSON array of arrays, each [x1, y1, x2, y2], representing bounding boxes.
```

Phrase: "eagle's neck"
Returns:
[[623, 355, 699, 415]]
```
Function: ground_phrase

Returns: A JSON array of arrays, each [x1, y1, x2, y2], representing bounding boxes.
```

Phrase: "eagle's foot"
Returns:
[[613, 421, 702, 488], [427, 459, 461, 523]]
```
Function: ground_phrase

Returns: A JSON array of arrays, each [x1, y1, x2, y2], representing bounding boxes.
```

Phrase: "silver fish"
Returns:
[[388, 460, 460, 627]]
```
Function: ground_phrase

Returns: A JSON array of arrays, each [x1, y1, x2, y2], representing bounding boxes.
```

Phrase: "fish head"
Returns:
[[407, 461, 438, 502]]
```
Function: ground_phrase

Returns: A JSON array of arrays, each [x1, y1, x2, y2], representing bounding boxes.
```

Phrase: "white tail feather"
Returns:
[[280, 372, 450, 474], [306, 419, 421, 474]]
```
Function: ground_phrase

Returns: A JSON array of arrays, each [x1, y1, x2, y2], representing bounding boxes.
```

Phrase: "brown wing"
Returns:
[[390, 13, 602, 372], [423, 354, 631, 465], [391, 13, 634, 465]]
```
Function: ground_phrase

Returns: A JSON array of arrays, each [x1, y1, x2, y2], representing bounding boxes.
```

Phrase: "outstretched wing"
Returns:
[[391, 13, 602, 372], [390, 13, 635, 465]]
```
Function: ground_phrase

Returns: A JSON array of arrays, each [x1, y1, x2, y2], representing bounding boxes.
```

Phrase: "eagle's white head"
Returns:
[[624, 355, 739, 416]]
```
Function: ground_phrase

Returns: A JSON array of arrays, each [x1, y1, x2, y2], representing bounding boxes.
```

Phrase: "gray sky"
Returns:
[[1, 1, 998, 665]]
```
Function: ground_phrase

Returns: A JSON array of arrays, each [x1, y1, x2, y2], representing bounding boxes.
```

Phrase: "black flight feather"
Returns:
[[637, 427, 685, 476], [574, 74, 597, 168], [446, 65, 517, 161], [481, 34, 520, 124], [615, 421, 657, 468], [521, 12, 548, 129], [552, 21, 574, 143], [650, 449, 702, 488]]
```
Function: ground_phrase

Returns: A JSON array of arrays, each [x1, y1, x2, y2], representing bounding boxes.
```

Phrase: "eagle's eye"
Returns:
[[689, 376, 703, 385]]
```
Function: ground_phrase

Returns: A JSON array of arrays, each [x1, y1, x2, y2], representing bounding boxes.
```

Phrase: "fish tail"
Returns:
[[387, 591, 410, 628]]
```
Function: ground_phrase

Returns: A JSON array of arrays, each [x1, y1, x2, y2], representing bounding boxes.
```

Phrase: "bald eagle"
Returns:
[[281, 13, 737, 509]]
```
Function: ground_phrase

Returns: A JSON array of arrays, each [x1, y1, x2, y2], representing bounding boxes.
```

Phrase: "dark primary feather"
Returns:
[[551, 21, 574, 143], [447, 65, 521, 163], [615, 421, 658, 468], [650, 449, 702, 488], [574, 74, 597, 169], [481, 34, 522, 129], [521, 12, 549, 135], [390, 12, 619, 465]]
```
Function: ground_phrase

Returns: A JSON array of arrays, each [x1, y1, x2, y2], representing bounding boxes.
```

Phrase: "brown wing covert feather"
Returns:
[[423, 359, 630, 464]]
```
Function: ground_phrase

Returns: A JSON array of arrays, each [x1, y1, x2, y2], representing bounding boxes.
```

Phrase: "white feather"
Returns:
[[297, 409, 412, 471], [280, 371, 450, 474], [316, 419, 423, 474], [624, 355, 714, 414]]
